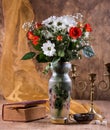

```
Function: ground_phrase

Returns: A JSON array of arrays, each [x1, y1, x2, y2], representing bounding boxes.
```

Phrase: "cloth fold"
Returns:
[[1, 0, 48, 101]]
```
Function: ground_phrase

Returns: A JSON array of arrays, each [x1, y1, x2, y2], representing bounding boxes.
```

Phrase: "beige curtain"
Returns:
[[0, 0, 100, 114], [0, 0, 48, 101]]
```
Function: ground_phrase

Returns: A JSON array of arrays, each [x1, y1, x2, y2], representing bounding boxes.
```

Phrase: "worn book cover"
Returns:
[[2, 100, 47, 122]]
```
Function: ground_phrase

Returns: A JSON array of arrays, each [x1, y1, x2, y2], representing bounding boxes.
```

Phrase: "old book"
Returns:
[[2, 100, 47, 122]]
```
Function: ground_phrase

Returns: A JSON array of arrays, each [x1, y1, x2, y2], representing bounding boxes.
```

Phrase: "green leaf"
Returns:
[[43, 63, 51, 74], [58, 50, 65, 57], [36, 53, 48, 62], [82, 46, 95, 58], [54, 97, 63, 110], [21, 52, 36, 60], [52, 58, 61, 66], [33, 44, 42, 51]]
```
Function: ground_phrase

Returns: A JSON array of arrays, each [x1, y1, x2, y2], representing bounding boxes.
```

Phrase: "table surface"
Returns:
[[0, 99, 110, 130]]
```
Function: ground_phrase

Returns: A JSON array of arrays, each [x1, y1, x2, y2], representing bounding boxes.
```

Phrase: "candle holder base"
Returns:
[[89, 108, 104, 121]]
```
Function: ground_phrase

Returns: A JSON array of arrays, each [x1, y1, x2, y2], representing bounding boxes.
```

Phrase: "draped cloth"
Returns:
[[0, 0, 48, 101], [0, 0, 100, 114]]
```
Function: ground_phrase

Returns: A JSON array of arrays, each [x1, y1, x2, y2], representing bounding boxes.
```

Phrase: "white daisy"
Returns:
[[41, 41, 56, 56], [42, 16, 57, 27]]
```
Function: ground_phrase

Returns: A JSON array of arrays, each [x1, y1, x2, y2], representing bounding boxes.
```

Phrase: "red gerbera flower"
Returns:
[[69, 27, 82, 39], [32, 36, 40, 45], [84, 24, 92, 32]]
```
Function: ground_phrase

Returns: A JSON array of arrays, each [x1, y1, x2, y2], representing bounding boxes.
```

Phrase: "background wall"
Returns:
[[0, 0, 110, 100]]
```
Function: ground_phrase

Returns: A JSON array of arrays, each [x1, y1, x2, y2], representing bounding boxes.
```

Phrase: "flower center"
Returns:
[[48, 47, 51, 50]]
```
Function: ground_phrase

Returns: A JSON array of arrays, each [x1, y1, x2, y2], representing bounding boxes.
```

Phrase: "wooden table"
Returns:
[[0, 100, 110, 130]]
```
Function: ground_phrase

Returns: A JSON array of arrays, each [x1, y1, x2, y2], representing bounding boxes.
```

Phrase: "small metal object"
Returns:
[[89, 73, 96, 114], [68, 113, 94, 124], [71, 64, 79, 80], [89, 73, 104, 120], [98, 63, 110, 91], [71, 64, 87, 98]]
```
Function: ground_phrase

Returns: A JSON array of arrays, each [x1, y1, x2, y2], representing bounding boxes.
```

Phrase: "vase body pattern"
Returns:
[[49, 62, 72, 122]]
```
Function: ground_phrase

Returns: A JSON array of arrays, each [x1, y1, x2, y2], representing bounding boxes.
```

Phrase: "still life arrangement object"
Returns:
[[22, 13, 95, 123]]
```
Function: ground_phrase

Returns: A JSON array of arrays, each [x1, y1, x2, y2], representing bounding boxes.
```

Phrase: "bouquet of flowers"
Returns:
[[22, 13, 94, 73]]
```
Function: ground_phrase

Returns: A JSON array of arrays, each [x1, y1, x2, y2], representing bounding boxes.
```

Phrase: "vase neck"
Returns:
[[51, 62, 71, 74]]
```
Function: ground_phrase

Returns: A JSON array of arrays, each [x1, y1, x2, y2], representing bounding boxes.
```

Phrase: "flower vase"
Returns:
[[49, 62, 72, 123]]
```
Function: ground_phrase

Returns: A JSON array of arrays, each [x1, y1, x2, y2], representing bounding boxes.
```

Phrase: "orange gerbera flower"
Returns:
[[56, 35, 63, 41], [27, 31, 34, 40]]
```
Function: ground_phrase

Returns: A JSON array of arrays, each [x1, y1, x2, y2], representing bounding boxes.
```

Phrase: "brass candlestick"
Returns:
[[104, 63, 110, 89], [71, 64, 87, 99], [71, 64, 79, 82], [71, 64, 79, 99], [89, 73, 104, 120], [98, 63, 110, 91], [89, 73, 96, 114]]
